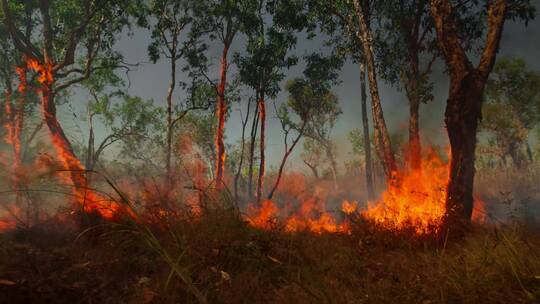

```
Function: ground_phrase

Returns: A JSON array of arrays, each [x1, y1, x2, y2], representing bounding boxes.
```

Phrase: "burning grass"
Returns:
[[0, 209, 538, 304]]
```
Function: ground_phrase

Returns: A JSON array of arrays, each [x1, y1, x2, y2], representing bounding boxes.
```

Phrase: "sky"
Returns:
[[62, 5, 540, 173]]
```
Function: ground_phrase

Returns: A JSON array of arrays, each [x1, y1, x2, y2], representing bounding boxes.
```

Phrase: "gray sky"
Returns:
[[63, 8, 540, 172]]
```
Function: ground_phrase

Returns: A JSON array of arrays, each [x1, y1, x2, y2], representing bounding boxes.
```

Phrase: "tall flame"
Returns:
[[26, 58, 133, 220], [363, 148, 485, 234], [362, 149, 447, 233]]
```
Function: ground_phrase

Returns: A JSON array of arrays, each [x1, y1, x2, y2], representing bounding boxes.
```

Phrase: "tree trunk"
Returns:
[[234, 98, 252, 204], [166, 56, 177, 177], [431, 0, 507, 232], [304, 160, 319, 179], [215, 45, 229, 188], [256, 96, 266, 202], [444, 73, 484, 229], [247, 99, 260, 200], [352, 0, 397, 180], [326, 145, 339, 190], [85, 110, 95, 171], [267, 128, 304, 200], [406, 78, 422, 170], [359, 62, 374, 200]]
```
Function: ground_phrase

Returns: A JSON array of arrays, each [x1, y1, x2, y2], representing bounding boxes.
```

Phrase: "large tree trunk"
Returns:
[[352, 0, 397, 180], [431, 0, 507, 231], [359, 62, 374, 200], [256, 96, 266, 202], [215, 45, 229, 188], [444, 73, 484, 228]]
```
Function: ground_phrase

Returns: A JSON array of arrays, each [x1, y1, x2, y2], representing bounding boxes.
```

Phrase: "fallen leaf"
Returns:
[[267, 255, 282, 264]]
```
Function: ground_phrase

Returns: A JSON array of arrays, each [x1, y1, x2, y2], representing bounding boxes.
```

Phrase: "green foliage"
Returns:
[[482, 57, 540, 165], [234, 0, 301, 100]]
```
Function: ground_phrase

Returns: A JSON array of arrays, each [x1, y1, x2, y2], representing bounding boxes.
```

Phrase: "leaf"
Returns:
[[267, 255, 282, 264]]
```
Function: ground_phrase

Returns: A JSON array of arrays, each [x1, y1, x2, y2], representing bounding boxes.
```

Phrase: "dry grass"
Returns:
[[1, 207, 539, 304]]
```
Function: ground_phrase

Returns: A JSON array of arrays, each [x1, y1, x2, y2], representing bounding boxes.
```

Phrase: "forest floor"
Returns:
[[0, 211, 539, 304]]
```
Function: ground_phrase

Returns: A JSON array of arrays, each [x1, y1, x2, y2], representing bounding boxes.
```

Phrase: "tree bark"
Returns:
[[431, 0, 507, 231], [247, 99, 260, 200], [215, 45, 229, 188], [359, 61, 375, 200], [166, 55, 177, 177], [406, 77, 422, 170], [256, 96, 266, 202], [351, 0, 397, 180]]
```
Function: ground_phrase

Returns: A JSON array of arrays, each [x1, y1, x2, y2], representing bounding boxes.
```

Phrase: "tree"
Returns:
[[146, 0, 207, 176], [375, 0, 437, 169], [301, 137, 323, 179], [481, 57, 540, 168], [203, 0, 257, 188], [350, 0, 398, 179], [234, 0, 300, 202], [84, 93, 163, 172], [1, 0, 142, 217], [308, 0, 376, 198], [294, 81, 342, 189], [430, 0, 535, 229], [310, 0, 397, 181]]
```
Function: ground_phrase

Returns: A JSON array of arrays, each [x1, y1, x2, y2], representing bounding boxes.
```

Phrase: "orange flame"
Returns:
[[362, 148, 485, 234], [25, 58, 133, 220], [246, 179, 352, 234]]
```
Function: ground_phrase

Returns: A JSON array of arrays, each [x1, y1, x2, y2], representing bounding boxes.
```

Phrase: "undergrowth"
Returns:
[[1, 204, 539, 304]]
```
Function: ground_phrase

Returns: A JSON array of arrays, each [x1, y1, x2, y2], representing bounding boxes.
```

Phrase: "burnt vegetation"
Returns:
[[0, 0, 539, 303]]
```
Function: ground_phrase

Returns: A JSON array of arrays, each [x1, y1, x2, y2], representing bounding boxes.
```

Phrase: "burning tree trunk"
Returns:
[[215, 45, 229, 188], [256, 96, 266, 202], [359, 61, 374, 200], [430, 0, 507, 229], [351, 0, 397, 180]]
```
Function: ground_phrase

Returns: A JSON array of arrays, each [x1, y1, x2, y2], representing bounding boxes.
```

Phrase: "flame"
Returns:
[[362, 148, 485, 234], [246, 179, 351, 234], [341, 200, 358, 215], [472, 197, 487, 224], [25, 58, 133, 220]]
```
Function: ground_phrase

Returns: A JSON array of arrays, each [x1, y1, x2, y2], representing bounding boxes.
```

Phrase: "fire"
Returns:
[[25, 58, 133, 220], [362, 148, 485, 234], [362, 149, 447, 233], [246, 181, 352, 233]]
